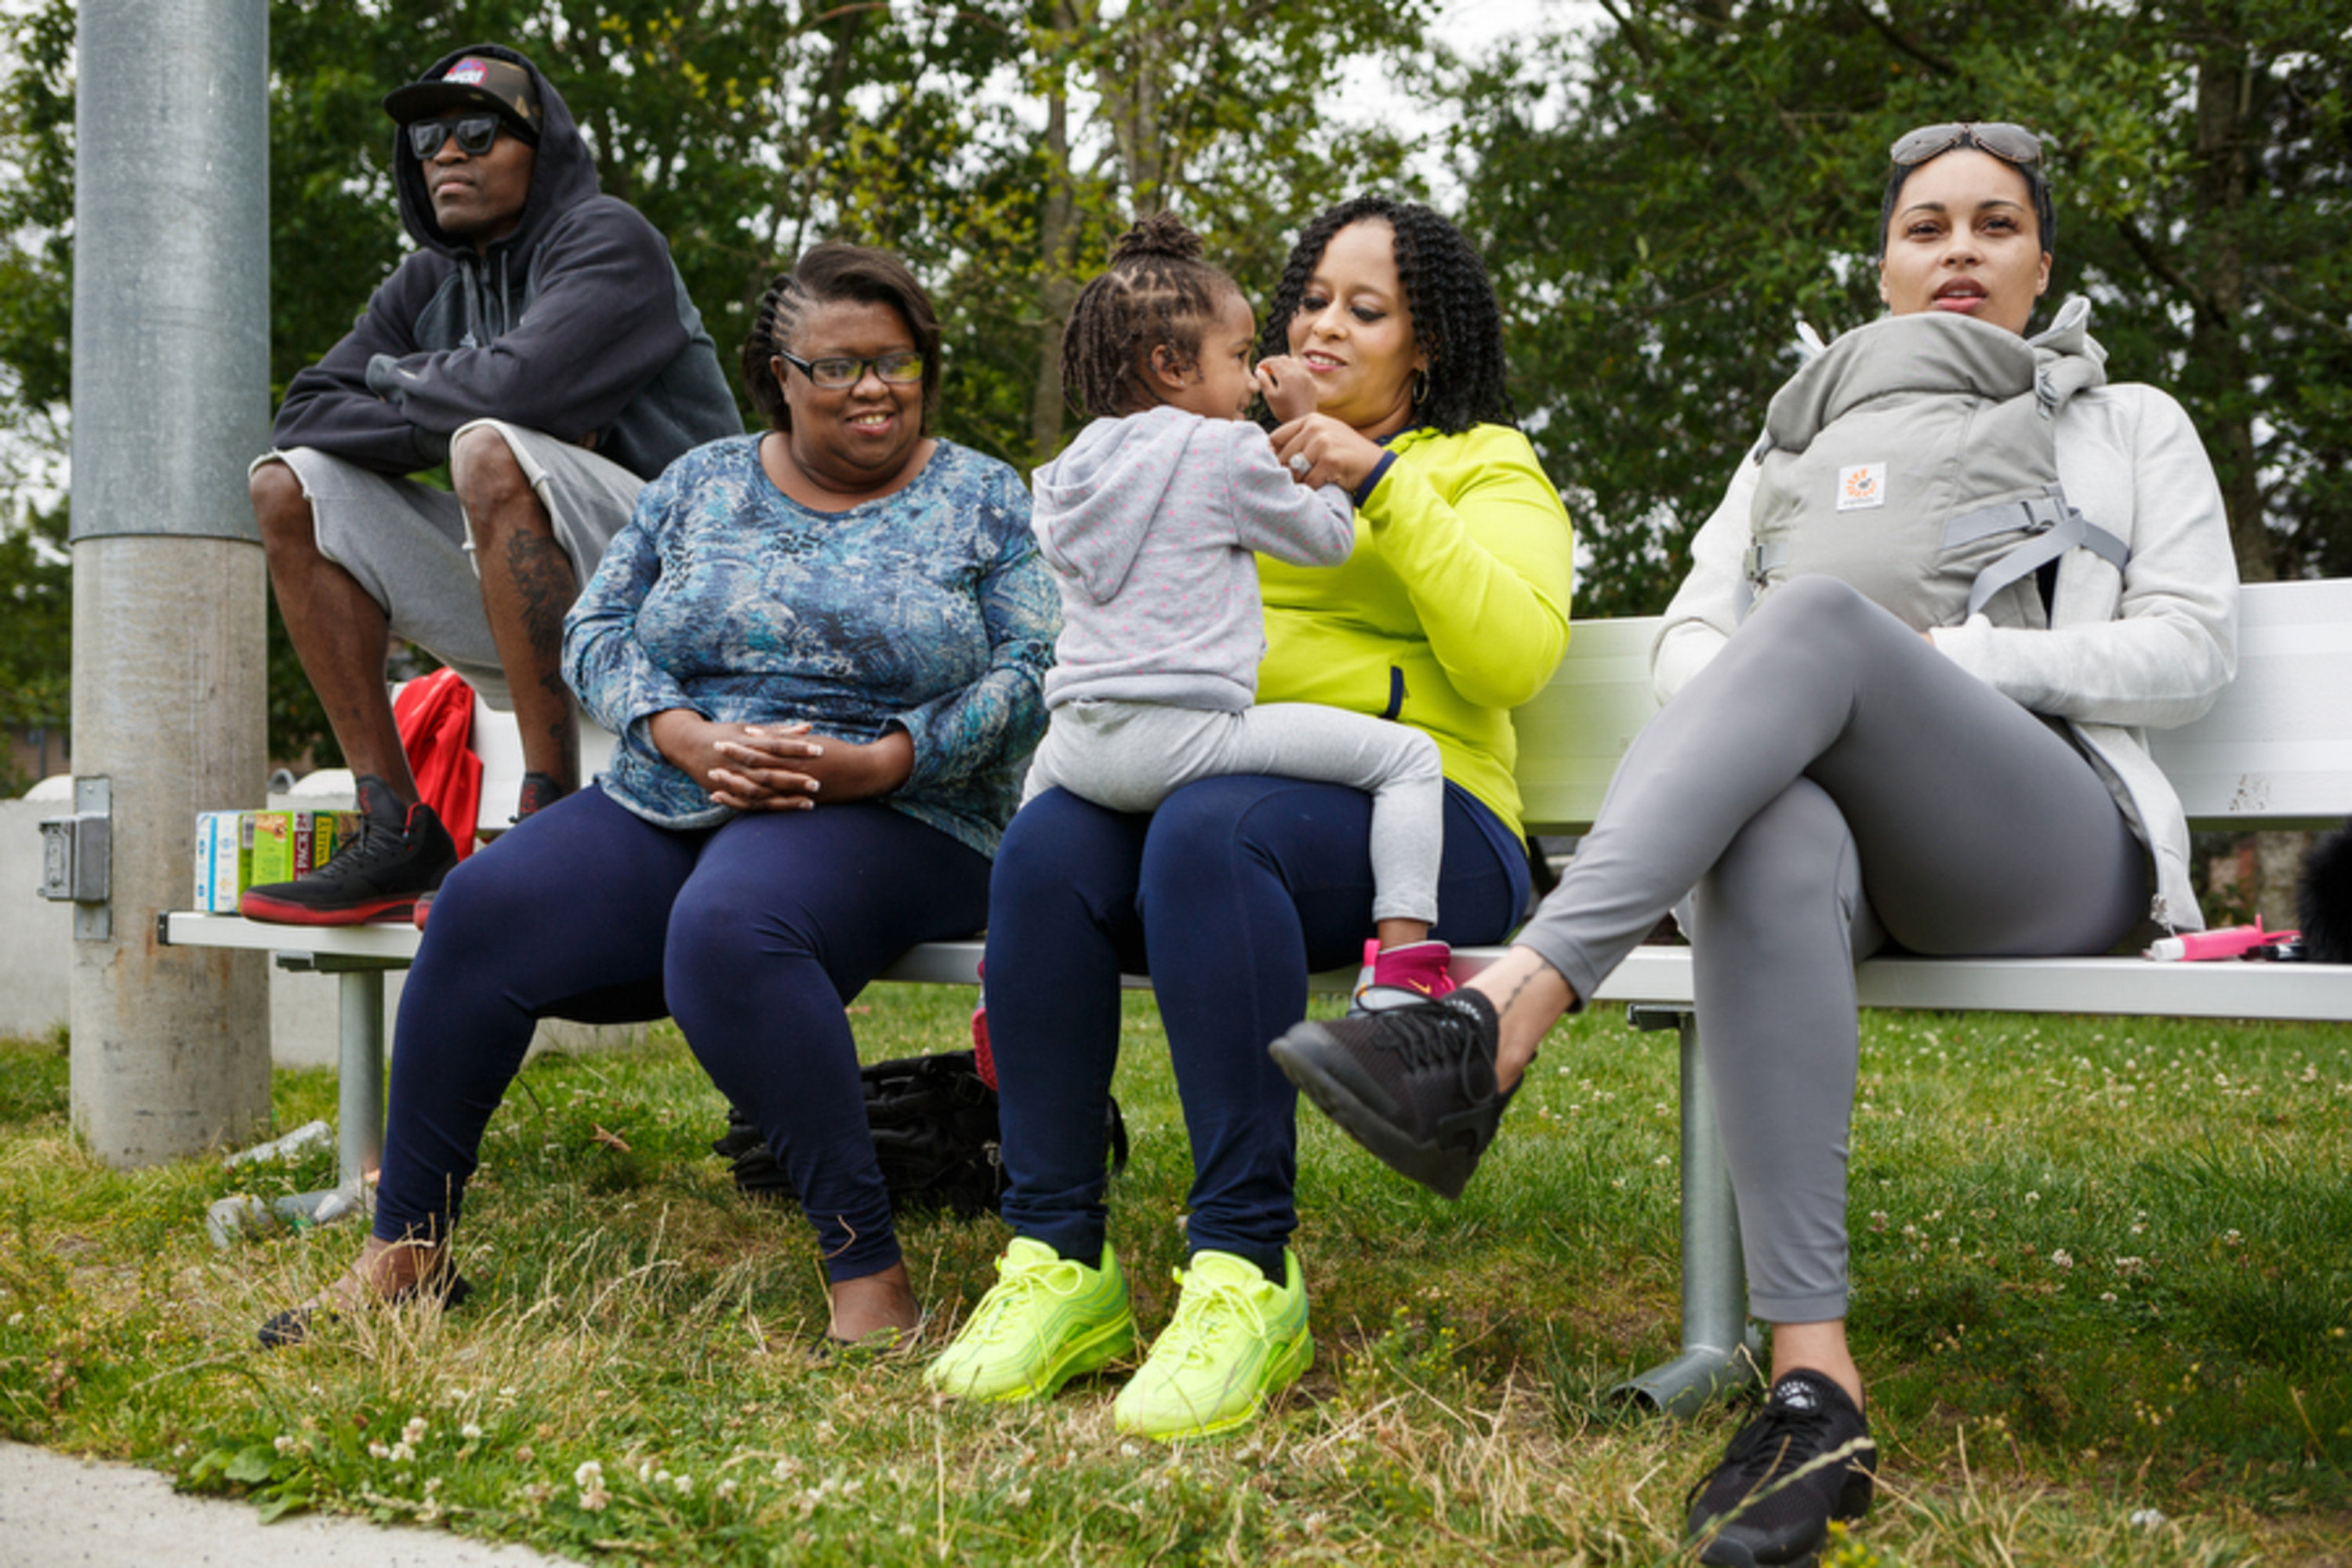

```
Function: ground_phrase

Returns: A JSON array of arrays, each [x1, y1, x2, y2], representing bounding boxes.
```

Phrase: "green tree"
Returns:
[[2, 0, 1443, 765], [1452, 0, 2352, 612], [0, 496, 70, 795]]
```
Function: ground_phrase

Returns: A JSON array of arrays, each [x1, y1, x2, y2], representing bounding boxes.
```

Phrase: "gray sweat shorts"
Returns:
[[253, 419, 644, 710]]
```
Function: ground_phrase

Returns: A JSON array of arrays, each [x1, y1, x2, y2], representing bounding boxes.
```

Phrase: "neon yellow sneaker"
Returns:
[[924, 1237, 1134, 1402], [1111, 1249, 1312, 1441]]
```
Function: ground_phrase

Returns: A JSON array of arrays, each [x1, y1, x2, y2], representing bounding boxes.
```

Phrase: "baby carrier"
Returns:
[[1744, 295, 2128, 630]]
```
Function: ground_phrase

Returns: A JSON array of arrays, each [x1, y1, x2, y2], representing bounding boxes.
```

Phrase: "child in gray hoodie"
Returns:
[[1023, 214, 1453, 1008]]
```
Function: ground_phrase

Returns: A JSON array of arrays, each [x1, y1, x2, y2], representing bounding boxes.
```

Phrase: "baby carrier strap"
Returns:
[[1946, 481, 2129, 620]]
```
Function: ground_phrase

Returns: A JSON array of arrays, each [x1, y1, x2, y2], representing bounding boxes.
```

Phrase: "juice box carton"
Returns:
[[249, 811, 296, 888], [192, 811, 255, 913], [248, 809, 360, 890]]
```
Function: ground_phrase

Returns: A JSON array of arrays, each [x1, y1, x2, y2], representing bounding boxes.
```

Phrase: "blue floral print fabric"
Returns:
[[563, 434, 1058, 856]]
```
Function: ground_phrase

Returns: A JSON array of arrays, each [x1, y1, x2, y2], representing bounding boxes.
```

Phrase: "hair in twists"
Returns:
[[741, 243, 942, 433], [1258, 197, 1513, 435], [1062, 210, 1243, 420]]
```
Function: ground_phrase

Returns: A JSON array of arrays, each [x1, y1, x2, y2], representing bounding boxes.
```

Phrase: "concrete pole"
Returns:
[[68, 0, 273, 1164]]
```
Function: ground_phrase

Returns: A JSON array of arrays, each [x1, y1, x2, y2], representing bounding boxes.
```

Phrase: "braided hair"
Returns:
[[1062, 211, 1245, 420], [1258, 198, 1513, 436], [741, 243, 942, 433]]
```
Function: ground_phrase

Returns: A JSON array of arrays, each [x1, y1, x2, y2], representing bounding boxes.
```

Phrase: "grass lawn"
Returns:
[[2, 986, 2347, 1565]]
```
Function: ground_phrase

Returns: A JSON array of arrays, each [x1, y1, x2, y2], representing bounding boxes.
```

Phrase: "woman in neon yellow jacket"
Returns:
[[926, 198, 1576, 1441]]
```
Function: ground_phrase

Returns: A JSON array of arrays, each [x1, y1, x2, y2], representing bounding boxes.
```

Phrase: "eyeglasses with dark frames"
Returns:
[[1889, 122, 2044, 169], [773, 349, 926, 389], [408, 114, 503, 160]]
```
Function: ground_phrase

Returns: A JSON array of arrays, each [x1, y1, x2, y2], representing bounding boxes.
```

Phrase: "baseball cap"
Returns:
[[383, 53, 543, 143]]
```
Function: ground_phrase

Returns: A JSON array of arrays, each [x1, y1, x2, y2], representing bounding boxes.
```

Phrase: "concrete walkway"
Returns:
[[0, 1442, 582, 1567]]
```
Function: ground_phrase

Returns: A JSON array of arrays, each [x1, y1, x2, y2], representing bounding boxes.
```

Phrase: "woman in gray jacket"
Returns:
[[1272, 123, 2237, 1566]]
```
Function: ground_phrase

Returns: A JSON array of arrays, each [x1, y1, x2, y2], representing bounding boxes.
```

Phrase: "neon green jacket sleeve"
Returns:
[[1257, 423, 1577, 837]]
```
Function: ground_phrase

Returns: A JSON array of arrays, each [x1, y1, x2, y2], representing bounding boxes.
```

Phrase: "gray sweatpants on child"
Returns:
[[1025, 699, 1446, 924], [1513, 576, 2147, 1323], [253, 419, 643, 710]]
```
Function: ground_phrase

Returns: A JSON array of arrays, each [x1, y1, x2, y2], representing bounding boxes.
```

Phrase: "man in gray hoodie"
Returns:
[[242, 45, 741, 926]]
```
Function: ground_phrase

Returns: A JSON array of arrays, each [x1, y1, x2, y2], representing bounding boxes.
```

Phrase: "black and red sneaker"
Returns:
[[241, 775, 457, 927], [513, 770, 570, 822]]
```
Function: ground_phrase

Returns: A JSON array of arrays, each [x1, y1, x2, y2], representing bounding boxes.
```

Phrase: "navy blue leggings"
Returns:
[[373, 785, 992, 1282], [988, 776, 1530, 1278]]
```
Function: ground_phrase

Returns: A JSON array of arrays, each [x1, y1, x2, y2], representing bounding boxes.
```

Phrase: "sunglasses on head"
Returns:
[[1889, 122, 2043, 169], [408, 114, 504, 160]]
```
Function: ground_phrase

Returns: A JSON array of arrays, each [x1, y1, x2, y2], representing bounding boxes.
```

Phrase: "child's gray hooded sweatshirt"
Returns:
[[1033, 405, 1354, 711]]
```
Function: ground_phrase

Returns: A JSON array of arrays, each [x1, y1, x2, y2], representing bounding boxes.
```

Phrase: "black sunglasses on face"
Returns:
[[408, 114, 503, 160], [1889, 121, 2043, 169]]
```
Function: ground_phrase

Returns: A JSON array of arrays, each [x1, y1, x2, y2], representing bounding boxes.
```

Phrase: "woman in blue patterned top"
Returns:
[[259, 245, 1057, 1352]]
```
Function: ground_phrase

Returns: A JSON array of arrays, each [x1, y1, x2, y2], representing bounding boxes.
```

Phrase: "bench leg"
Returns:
[[1613, 1009, 1762, 1416], [336, 967, 386, 1189]]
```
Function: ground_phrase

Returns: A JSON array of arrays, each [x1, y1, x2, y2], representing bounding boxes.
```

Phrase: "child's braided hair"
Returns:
[[1062, 211, 1243, 421]]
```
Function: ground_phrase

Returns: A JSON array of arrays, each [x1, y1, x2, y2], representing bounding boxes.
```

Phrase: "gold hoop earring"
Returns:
[[1413, 369, 1430, 407]]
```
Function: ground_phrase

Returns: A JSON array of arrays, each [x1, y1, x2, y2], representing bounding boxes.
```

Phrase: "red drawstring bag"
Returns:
[[392, 667, 483, 860]]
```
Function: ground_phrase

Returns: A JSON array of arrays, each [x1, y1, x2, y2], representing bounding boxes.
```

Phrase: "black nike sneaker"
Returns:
[[1685, 1369, 1877, 1566], [1267, 989, 1515, 1200], [241, 775, 457, 926]]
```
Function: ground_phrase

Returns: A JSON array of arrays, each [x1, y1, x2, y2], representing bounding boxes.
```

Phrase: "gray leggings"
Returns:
[[1024, 699, 1446, 924], [1515, 576, 2147, 1321]]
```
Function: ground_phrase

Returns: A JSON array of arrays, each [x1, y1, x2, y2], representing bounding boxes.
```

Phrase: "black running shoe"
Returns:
[[240, 775, 457, 927], [1685, 1369, 1877, 1566], [1267, 990, 1515, 1200]]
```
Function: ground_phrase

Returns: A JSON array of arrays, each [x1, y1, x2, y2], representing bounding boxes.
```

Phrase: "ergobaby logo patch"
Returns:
[[1837, 462, 1886, 512], [445, 59, 492, 85]]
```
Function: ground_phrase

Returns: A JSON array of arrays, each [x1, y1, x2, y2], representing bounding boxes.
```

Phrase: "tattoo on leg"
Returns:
[[503, 530, 579, 662], [1495, 963, 1562, 1020], [539, 670, 575, 748]]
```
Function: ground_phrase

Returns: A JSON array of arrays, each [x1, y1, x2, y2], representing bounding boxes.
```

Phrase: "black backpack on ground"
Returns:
[[713, 1050, 1128, 1219]]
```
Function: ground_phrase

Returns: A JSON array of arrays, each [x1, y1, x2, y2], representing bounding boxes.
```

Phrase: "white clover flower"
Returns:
[[579, 1486, 611, 1512], [2051, 1250, 2074, 1269], [368, 1441, 391, 1460], [402, 1416, 428, 1445], [717, 1478, 740, 1500], [2130, 1508, 2167, 1529], [461, 1422, 482, 1441], [2025, 1192, 2041, 1204], [390, 1442, 416, 1464], [273, 1435, 296, 1454], [574, 1459, 604, 1489]]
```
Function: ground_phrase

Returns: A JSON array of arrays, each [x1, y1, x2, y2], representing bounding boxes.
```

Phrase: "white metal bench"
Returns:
[[164, 578, 2352, 1411]]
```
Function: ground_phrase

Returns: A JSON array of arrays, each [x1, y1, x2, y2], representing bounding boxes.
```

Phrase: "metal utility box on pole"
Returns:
[[67, 0, 273, 1163]]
